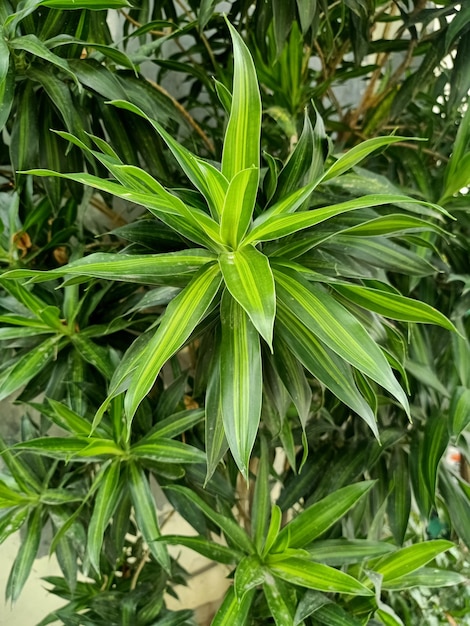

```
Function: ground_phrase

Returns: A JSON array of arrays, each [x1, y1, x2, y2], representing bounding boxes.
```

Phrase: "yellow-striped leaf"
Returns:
[[276, 302, 378, 436], [274, 267, 410, 417], [110, 99, 229, 220], [221, 20, 261, 180], [246, 195, 442, 245], [128, 462, 170, 571], [269, 558, 374, 596], [220, 167, 258, 247], [124, 263, 222, 420], [333, 283, 456, 331], [219, 245, 275, 349], [220, 291, 262, 479]]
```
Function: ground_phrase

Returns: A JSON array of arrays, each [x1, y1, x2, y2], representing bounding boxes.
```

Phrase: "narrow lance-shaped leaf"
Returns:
[[323, 136, 423, 181], [131, 438, 206, 465], [382, 567, 466, 591], [276, 302, 378, 437], [263, 573, 295, 626], [0, 32, 14, 131], [449, 386, 470, 438], [124, 263, 222, 422], [164, 485, 254, 554], [110, 99, 228, 220], [269, 558, 374, 596], [87, 461, 122, 572], [9, 35, 80, 87], [6, 506, 43, 602], [276, 481, 375, 549], [5, 250, 216, 285], [274, 267, 410, 417], [157, 535, 242, 564], [205, 344, 229, 482], [40, 0, 131, 7], [222, 20, 261, 180], [220, 167, 258, 247], [234, 555, 266, 599], [252, 436, 271, 553], [0, 336, 63, 403], [372, 540, 454, 583], [219, 245, 276, 348], [211, 587, 255, 626], [128, 462, 170, 571], [333, 283, 456, 331], [22, 169, 220, 250], [220, 290, 262, 479], [246, 195, 444, 245]]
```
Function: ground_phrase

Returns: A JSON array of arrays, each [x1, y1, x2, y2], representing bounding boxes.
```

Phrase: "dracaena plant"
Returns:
[[6, 19, 455, 483]]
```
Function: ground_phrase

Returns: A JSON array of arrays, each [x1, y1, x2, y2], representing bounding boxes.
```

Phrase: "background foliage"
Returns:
[[1, 1, 470, 624]]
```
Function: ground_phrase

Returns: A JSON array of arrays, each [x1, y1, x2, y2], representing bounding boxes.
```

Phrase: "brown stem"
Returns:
[[90, 197, 128, 226], [145, 77, 215, 154], [120, 10, 168, 36], [130, 550, 149, 590]]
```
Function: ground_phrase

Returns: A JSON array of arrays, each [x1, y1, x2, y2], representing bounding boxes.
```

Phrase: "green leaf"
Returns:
[[109, 99, 228, 220], [382, 567, 466, 591], [164, 485, 254, 554], [332, 283, 456, 331], [276, 302, 377, 436], [9, 250, 216, 285], [131, 439, 206, 464], [158, 535, 242, 564], [246, 195, 440, 245], [324, 136, 422, 181], [220, 167, 258, 247], [269, 558, 374, 596], [272, 336, 311, 429], [0, 33, 14, 131], [220, 291, 262, 479], [6, 506, 43, 602], [0, 336, 62, 402], [440, 472, 470, 549], [128, 463, 170, 571], [219, 246, 276, 348], [449, 386, 470, 438], [262, 505, 283, 557], [251, 436, 271, 554], [147, 409, 205, 439], [87, 461, 122, 572], [342, 213, 447, 237], [23, 168, 221, 250], [45, 398, 93, 436], [421, 412, 450, 505], [199, 0, 217, 30], [40, 0, 130, 7], [72, 336, 114, 379], [211, 587, 255, 626], [221, 20, 261, 180], [0, 507, 28, 544], [307, 540, 396, 566], [387, 448, 411, 546], [263, 573, 295, 625], [276, 482, 374, 549], [205, 346, 229, 482], [274, 267, 409, 416], [124, 263, 221, 421], [296, 0, 317, 33], [234, 555, 265, 599], [9, 35, 79, 87], [372, 540, 454, 583]]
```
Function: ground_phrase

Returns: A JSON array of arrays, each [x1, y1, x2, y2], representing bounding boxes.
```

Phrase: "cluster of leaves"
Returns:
[[1, 1, 470, 625]]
